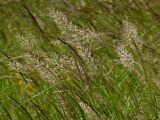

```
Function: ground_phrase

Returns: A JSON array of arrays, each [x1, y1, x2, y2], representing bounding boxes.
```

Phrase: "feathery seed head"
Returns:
[[122, 20, 143, 49], [116, 44, 135, 70], [48, 8, 102, 67], [15, 32, 37, 50]]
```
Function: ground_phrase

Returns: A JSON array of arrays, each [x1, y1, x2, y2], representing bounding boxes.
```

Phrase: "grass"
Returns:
[[0, 0, 160, 119]]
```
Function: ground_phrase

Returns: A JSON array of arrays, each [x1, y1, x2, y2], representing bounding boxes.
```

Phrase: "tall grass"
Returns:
[[0, 0, 160, 119]]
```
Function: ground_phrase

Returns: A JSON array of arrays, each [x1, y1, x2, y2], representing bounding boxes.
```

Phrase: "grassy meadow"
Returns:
[[0, 0, 160, 119]]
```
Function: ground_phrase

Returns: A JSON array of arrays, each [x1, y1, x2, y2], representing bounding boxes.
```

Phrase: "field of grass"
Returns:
[[0, 0, 160, 119]]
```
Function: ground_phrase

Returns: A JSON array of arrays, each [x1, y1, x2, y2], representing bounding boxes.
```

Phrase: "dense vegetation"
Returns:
[[0, 0, 160, 119]]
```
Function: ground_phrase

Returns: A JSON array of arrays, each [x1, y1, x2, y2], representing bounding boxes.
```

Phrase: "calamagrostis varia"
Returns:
[[115, 20, 144, 71], [15, 32, 37, 50], [9, 51, 76, 83], [115, 44, 135, 70], [122, 20, 143, 49], [48, 8, 102, 70]]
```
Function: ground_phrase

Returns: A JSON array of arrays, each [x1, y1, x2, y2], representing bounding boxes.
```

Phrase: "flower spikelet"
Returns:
[[15, 32, 37, 50], [122, 20, 143, 49], [116, 44, 135, 70], [48, 8, 102, 69]]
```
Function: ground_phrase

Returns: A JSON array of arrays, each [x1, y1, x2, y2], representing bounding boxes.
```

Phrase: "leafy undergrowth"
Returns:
[[0, 0, 160, 120]]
